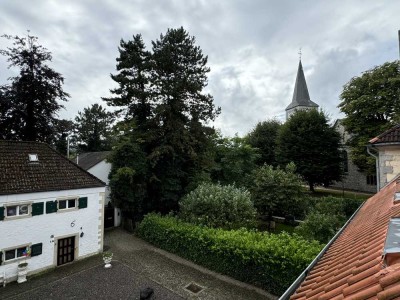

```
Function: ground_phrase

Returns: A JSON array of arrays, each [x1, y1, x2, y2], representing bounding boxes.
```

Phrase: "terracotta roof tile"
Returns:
[[288, 178, 400, 300], [0, 140, 105, 195], [370, 125, 400, 145]]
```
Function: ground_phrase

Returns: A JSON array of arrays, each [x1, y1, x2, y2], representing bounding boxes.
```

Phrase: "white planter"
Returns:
[[17, 264, 28, 283], [103, 256, 113, 268]]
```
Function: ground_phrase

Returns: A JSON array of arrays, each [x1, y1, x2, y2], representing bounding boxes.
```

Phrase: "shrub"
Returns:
[[297, 197, 365, 243], [179, 183, 256, 229], [249, 163, 308, 219], [138, 213, 322, 295], [295, 213, 344, 243]]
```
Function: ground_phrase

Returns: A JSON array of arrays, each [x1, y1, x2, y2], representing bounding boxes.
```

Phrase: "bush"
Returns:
[[249, 163, 308, 219], [179, 183, 256, 229], [297, 196, 365, 243], [138, 213, 322, 295], [295, 213, 344, 243]]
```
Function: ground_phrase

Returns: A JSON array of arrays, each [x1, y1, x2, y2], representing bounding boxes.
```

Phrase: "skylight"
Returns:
[[394, 192, 400, 202], [383, 218, 400, 266], [28, 154, 39, 162]]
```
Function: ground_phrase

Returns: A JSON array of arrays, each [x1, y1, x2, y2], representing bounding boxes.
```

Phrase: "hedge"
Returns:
[[137, 213, 322, 295]]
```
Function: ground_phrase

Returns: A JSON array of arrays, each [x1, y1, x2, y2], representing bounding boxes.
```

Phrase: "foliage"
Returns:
[[249, 163, 308, 219], [53, 119, 74, 156], [297, 196, 364, 243], [138, 213, 322, 295], [104, 28, 219, 213], [276, 109, 343, 191], [108, 140, 148, 219], [74, 103, 115, 152], [0, 33, 69, 142], [246, 119, 281, 166], [296, 212, 344, 244], [338, 61, 400, 173], [179, 182, 256, 229], [211, 134, 259, 186]]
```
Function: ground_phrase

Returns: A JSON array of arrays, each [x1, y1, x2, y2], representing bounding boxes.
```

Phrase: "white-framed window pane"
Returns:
[[67, 199, 76, 208], [5, 249, 16, 260], [59, 200, 67, 209], [19, 205, 29, 215], [6, 206, 17, 216], [17, 247, 26, 257]]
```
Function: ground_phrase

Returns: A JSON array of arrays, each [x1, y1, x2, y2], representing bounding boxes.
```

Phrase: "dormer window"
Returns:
[[383, 218, 400, 266], [28, 154, 38, 162]]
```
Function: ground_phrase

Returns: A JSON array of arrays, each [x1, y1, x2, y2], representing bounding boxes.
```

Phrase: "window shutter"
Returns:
[[78, 197, 88, 209], [31, 243, 43, 257], [46, 201, 58, 214], [0, 251, 2, 265], [32, 202, 44, 216], [0, 207, 4, 221]]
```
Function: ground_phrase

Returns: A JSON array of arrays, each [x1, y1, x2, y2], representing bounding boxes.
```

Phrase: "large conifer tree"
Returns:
[[105, 28, 219, 217], [0, 34, 69, 142]]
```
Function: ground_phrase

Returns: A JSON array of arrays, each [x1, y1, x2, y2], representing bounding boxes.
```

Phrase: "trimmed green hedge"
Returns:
[[137, 213, 322, 295]]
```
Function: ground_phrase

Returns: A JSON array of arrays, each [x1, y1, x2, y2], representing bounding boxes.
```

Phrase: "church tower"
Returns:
[[285, 59, 318, 120]]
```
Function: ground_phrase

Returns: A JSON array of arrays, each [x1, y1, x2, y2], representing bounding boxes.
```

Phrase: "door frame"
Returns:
[[53, 233, 79, 266]]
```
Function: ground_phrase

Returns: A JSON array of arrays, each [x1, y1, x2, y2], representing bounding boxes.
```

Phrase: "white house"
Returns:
[[0, 141, 106, 284], [76, 151, 121, 228]]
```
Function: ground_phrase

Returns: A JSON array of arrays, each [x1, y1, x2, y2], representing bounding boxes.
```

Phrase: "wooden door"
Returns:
[[57, 236, 75, 266]]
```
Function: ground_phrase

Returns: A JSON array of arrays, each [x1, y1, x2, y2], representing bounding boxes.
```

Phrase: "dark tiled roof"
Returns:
[[286, 60, 319, 111], [289, 178, 400, 300], [370, 124, 400, 145], [0, 140, 105, 195], [77, 151, 111, 170]]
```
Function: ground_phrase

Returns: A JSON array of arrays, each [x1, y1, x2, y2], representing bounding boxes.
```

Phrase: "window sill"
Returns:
[[2, 256, 31, 266], [4, 214, 32, 221], [57, 207, 78, 214]]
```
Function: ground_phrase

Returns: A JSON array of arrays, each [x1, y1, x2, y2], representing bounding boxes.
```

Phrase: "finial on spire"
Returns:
[[298, 48, 302, 61]]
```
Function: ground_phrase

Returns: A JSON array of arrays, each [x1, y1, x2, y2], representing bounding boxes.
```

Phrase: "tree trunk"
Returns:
[[309, 182, 315, 192]]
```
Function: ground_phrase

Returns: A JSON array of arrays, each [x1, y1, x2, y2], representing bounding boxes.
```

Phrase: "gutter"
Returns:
[[279, 200, 366, 300], [367, 145, 380, 192]]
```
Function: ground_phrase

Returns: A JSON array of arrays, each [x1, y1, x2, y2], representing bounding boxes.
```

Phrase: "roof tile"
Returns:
[[0, 140, 105, 195], [289, 177, 400, 299]]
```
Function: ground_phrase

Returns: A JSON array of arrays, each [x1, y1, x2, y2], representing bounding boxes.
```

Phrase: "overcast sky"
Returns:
[[1, 1, 399, 136]]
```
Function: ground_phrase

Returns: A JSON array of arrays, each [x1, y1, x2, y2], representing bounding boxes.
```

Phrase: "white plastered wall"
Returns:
[[0, 186, 105, 282]]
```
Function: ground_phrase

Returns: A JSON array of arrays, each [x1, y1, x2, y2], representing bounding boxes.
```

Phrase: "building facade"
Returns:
[[0, 141, 105, 284]]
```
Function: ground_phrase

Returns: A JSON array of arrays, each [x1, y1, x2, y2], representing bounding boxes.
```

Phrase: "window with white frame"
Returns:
[[5, 203, 31, 218], [58, 198, 77, 210], [3, 245, 30, 262]]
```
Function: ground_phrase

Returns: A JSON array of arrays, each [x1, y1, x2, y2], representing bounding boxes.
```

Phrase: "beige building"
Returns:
[[369, 124, 400, 190]]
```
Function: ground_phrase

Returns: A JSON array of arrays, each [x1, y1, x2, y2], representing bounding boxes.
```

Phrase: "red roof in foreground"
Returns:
[[369, 124, 400, 145], [290, 179, 400, 300]]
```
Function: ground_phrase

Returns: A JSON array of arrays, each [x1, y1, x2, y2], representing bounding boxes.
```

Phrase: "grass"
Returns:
[[304, 187, 372, 200]]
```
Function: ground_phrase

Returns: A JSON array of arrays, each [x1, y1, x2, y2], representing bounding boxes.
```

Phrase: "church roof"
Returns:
[[286, 60, 319, 111]]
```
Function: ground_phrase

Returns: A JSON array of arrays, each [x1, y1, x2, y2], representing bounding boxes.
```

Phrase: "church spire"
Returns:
[[285, 59, 318, 119]]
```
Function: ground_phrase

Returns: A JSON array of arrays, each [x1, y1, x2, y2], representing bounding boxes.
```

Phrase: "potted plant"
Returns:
[[102, 251, 113, 268], [17, 262, 28, 283]]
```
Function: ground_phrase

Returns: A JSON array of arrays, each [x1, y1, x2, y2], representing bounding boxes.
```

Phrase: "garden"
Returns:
[[136, 163, 367, 295]]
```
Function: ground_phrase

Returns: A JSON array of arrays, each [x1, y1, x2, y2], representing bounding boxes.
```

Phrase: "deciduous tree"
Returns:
[[338, 61, 400, 173], [276, 109, 343, 191], [246, 119, 281, 166]]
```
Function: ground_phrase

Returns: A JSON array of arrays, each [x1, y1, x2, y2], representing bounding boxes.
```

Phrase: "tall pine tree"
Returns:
[[0, 33, 69, 142], [105, 28, 219, 217]]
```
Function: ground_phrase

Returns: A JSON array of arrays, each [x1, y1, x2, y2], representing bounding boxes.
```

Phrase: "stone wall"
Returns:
[[378, 145, 400, 189]]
